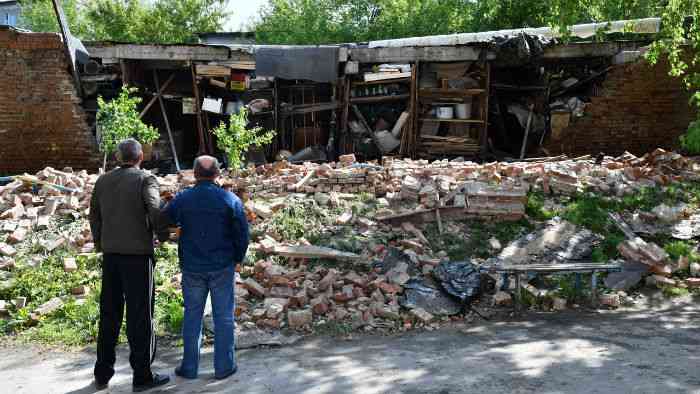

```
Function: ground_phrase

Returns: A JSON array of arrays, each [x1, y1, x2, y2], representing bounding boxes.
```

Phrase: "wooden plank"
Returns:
[[272, 245, 361, 260], [543, 42, 624, 59], [519, 104, 535, 159], [353, 78, 409, 86], [391, 111, 410, 137], [85, 43, 232, 61], [483, 263, 622, 273], [350, 94, 410, 104], [190, 64, 207, 155], [419, 88, 485, 98], [480, 63, 491, 153], [220, 60, 256, 70], [364, 71, 412, 82], [350, 46, 495, 63], [196, 64, 231, 77], [419, 118, 485, 124]]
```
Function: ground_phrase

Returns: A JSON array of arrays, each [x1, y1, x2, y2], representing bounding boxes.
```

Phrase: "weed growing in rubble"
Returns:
[[526, 191, 557, 221], [665, 241, 698, 262], [424, 219, 531, 260], [22, 292, 102, 346], [663, 286, 691, 298]]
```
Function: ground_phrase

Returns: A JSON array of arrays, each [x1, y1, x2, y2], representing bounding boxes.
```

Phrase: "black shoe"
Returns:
[[94, 380, 108, 390], [214, 366, 238, 380], [174, 366, 196, 379], [132, 373, 170, 392]]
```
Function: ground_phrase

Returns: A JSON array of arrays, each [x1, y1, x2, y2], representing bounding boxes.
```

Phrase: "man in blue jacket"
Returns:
[[161, 155, 249, 380]]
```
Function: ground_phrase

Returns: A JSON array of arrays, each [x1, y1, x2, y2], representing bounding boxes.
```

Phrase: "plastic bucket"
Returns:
[[455, 99, 472, 119]]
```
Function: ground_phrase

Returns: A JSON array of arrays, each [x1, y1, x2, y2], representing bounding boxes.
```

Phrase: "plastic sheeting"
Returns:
[[433, 261, 481, 302], [400, 279, 462, 316], [256, 46, 339, 83]]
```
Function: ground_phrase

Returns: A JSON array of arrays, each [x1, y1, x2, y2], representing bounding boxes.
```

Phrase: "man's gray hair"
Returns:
[[117, 138, 142, 163], [194, 155, 221, 179]]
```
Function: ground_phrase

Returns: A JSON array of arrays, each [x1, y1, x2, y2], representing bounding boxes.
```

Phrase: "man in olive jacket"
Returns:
[[89, 139, 170, 392]]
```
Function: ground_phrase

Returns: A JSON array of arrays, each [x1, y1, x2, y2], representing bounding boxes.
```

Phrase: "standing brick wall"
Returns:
[[0, 27, 100, 174], [545, 58, 695, 157]]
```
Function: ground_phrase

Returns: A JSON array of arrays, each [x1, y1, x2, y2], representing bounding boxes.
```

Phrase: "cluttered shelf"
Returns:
[[350, 94, 410, 104]]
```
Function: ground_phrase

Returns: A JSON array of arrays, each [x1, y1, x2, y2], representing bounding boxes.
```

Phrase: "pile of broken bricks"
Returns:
[[2, 148, 700, 331]]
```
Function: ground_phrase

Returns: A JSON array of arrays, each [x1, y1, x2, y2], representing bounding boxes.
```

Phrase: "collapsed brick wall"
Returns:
[[545, 58, 696, 157], [0, 28, 100, 174]]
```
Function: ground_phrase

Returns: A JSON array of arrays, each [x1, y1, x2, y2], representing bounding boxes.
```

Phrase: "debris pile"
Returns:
[[1, 148, 700, 336]]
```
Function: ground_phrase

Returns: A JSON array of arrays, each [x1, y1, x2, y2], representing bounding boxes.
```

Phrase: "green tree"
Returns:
[[84, 0, 148, 42], [18, 0, 230, 44], [18, 0, 91, 38], [646, 0, 700, 153], [212, 108, 276, 170], [96, 86, 159, 166]]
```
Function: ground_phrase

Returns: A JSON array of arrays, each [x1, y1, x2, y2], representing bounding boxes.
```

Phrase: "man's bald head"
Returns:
[[193, 155, 221, 180]]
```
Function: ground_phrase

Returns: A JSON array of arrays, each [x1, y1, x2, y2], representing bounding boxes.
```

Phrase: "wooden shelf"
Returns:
[[352, 78, 410, 86], [350, 94, 410, 104], [419, 88, 485, 98], [420, 118, 485, 124]]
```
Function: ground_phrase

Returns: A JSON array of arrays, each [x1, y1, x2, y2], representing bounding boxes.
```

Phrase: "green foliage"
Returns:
[[680, 120, 700, 154], [96, 86, 159, 155], [646, 0, 700, 153], [526, 191, 557, 221], [22, 293, 101, 346], [561, 194, 612, 234], [254, 0, 663, 45], [18, 0, 91, 38], [19, 0, 229, 44], [423, 219, 531, 260], [664, 240, 699, 262], [212, 108, 276, 170], [663, 286, 691, 297]]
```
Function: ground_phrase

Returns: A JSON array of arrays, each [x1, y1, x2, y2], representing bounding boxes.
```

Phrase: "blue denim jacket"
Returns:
[[164, 181, 249, 273]]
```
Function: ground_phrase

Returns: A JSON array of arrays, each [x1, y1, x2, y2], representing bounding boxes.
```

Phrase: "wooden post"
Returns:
[[520, 103, 535, 159], [153, 70, 181, 171], [479, 62, 491, 155], [191, 64, 207, 155]]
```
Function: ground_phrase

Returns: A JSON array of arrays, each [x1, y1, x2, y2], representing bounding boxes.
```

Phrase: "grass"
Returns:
[[424, 219, 532, 260], [0, 242, 187, 346]]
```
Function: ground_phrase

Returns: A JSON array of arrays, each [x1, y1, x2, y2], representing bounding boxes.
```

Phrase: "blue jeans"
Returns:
[[179, 265, 236, 379]]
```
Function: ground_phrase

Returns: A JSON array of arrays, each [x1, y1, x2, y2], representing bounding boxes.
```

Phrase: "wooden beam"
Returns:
[[350, 46, 495, 63], [139, 73, 175, 119], [85, 43, 231, 61], [153, 70, 181, 172], [543, 41, 645, 59], [196, 64, 231, 77], [191, 64, 207, 155]]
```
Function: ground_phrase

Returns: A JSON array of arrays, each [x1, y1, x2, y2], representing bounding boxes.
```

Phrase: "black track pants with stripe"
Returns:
[[94, 254, 156, 385]]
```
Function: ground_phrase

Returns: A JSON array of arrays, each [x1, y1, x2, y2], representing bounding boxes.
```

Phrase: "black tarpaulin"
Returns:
[[256, 46, 339, 83]]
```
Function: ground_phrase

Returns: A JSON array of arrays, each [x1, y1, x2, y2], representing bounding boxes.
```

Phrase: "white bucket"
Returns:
[[455, 99, 472, 119], [436, 106, 454, 119]]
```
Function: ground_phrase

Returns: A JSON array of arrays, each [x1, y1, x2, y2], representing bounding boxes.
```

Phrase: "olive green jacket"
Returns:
[[89, 166, 161, 255]]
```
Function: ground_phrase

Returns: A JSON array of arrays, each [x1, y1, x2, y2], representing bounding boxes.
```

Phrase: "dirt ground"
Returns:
[[1, 292, 699, 394]]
